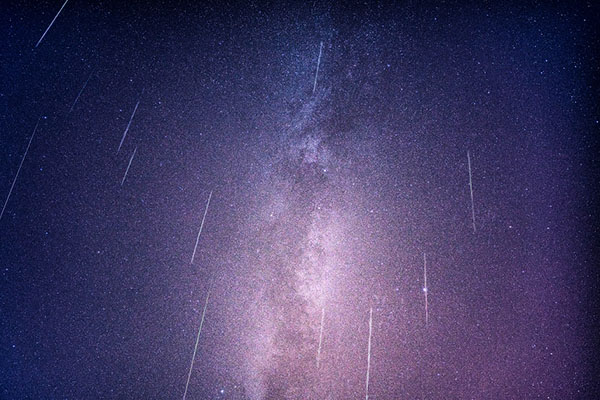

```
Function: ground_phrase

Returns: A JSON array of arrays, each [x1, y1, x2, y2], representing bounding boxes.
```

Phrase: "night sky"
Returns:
[[1, 1, 599, 399]]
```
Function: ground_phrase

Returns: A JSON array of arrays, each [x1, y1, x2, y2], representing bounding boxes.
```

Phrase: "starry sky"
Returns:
[[1, 1, 599, 399]]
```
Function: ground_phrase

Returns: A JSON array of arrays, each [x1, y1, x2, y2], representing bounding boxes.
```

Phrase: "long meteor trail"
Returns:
[[121, 146, 137, 186], [117, 100, 140, 153], [423, 252, 429, 326], [316, 307, 325, 368], [182, 290, 210, 400], [312, 41, 323, 93], [35, 0, 70, 48], [467, 150, 476, 233], [365, 307, 373, 400], [190, 191, 213, 264], [69, 68, 95, 113], [1, 118, 41, 221]]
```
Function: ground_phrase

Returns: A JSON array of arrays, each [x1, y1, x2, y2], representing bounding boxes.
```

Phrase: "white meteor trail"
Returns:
[[467, 150, 476, 233], [316, 307, 325, 368], [1, 118, 41, 221], [183, 289, 210, 400], [365, 307, 373, 400], [69, 68, 95, 113], [35, 0, 70, 48], [117, 100, 140, 153], [190, 191, 213, 264], [423, 252, 429, 326], [120, 146, 137, 186], [312, 41, 323, 93]]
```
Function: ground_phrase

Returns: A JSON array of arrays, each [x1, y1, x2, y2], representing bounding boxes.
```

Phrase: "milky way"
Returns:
[[1, 1, 599, 399]]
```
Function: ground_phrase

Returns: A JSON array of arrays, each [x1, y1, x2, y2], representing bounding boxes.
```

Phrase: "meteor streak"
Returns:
[[467, 150, 476, 233], [182, 290, 210, 400], [316, 307, 325, 368], [69, 68, 95, 113], [117, 100, 140, 153], [121, 146, 137, 186], [312, 41, 323, 93], [35, 0, 70, 48], [1, 118, 41, 221], [423, 252, 428, 326], [365, 307, 373, 400], [190, 191, 213, 264]]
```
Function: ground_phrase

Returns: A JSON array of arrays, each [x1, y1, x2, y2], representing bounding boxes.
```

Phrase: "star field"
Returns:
[[1, 1, 599, 399]]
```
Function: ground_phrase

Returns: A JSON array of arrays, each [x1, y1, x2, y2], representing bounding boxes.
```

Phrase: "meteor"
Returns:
[[117, 100, 140, 153], [69, 68, 95, 113], [1, 118, 41, 221], [423, 252, 429, 326], [365, 307, 373, 400], [35, 0, 70, 48], [316, 307, 325, 368], [312, 41, 323, 94], [120, 146, 137, 186], [467, 150, 476, 233], [182, 290, 210, 400], [190, 191, 213, 264]]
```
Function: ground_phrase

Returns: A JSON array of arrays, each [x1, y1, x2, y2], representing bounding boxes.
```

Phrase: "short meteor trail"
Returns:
[[316, 307, 325, 368], [182, 290, 210, 400], [69, 68, 95, 113], [467, 150, 476, 233], [365, 307, 373, 400], [423, 252, 429, 326], [190, 191, 213, 264], [312, 41, 323, 93], [1, 118, 41, 221], [117, 100, 140, 153], [35, 0, 70, 48], [120, 146, 137, 186]]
